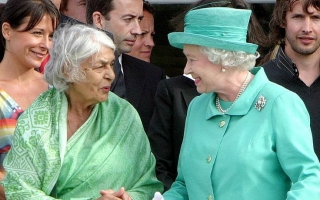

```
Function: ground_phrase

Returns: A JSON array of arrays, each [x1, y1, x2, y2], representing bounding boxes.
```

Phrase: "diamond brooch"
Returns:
[[255, 95, 266, 111]]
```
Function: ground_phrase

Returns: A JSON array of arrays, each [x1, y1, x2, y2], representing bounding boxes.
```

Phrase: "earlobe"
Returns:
[[280, 22, 286, 29], [2, 22, 11, 40], [92, 11, 104, 29]]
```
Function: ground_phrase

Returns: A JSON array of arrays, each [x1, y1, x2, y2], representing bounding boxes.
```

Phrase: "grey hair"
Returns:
[[200, 47, 259, 70], [44, 24, 116, 91]]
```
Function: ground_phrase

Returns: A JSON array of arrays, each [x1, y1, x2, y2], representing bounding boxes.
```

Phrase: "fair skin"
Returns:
[[92, 0, 143, 54], [0, 14, 54, 110], [51, 0, 61, 8], [61, 0, 87, 23], [127, 10, 155, 62], [0, 14, 55, 198], [283, 1, 320, 86], [183, 44, 250, 101]]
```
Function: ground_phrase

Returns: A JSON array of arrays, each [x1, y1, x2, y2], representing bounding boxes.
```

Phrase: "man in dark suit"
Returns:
[[147, 75, 199, 191], [86, 0, 166, 132]]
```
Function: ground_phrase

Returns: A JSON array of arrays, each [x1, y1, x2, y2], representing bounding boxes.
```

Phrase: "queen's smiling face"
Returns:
[[183, 44, 223, 93]]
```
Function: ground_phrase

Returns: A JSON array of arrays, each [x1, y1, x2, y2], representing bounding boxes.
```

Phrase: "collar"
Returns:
[[118, 54, 124, 74], [183, 74, 195, 81], [274, 44, 299, 79], [206, 67, 269, 119]]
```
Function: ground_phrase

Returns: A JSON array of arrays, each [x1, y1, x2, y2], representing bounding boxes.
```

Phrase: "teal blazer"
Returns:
[[164, 67, 320, 200]]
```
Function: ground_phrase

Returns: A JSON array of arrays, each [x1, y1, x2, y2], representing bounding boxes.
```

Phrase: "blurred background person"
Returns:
[[127, 0, 155, 63], [147, 0, 269, 191], [2, 24, 163, 199], [60, 0, 87, 23], [39, 0, 86, 74], [162, 6, 320, 199], [0, 0, 59, 198], [51, 0, 61, 8], [262, 0, 320, 160], [87, 0, 166, 132]]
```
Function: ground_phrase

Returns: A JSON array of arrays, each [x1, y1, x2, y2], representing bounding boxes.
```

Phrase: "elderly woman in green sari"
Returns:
[[2, 24, 163, 200]]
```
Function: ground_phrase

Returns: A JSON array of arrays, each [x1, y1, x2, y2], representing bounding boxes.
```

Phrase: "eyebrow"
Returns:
[[100, 59, 110, 65]]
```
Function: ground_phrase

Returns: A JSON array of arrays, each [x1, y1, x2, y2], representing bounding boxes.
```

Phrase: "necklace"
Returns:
[[216, 71, 252, 114]]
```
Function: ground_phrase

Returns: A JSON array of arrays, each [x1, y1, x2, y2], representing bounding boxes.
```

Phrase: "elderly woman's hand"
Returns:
[[97, 187, 132, 200]]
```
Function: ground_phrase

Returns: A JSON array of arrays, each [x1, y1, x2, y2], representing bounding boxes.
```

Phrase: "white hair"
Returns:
[[44, 24, 116, 91], [200, 47, 259, 70]]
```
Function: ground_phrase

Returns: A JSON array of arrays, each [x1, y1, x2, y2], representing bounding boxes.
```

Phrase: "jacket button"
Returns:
[[219, 120, 225, 127], [208, 194, 213, 200], [206, 156, 212, 163]]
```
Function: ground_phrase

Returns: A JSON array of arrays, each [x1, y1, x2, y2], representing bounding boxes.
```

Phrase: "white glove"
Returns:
[[152, 192, 164, 200]]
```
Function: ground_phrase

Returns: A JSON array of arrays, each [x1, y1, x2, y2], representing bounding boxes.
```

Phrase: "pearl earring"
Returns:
[[222, 67, 226, 72]]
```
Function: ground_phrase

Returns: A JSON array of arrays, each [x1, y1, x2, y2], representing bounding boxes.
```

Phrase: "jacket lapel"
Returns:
[[181, 76, 199, 107], [122, 54, 146, 107]]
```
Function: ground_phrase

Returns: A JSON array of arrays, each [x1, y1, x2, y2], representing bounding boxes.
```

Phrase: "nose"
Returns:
[[145, 35, 155, 48], [184, 62, 192, 75], [105, 65, 115, 82], [131, 19, 142, 36], [302, 18, 312, 33], [39, 35, 51, 50]]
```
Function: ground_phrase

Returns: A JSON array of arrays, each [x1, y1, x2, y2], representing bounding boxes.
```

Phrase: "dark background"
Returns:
[[150, 3, 275, 77]]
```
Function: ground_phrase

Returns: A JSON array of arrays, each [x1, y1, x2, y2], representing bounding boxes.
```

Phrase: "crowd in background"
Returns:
[[0, 0, 320, 199]]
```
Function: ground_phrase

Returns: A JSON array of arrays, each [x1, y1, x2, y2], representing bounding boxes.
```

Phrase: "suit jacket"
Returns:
[[111, 54, 166, 132], [147, 75, 199, 191]]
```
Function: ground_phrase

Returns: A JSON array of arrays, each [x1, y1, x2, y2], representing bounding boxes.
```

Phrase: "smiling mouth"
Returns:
[[32, 51, 47, 58]]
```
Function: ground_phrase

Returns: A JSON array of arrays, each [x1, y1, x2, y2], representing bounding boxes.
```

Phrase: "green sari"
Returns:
[[2, 88, 163, 199]]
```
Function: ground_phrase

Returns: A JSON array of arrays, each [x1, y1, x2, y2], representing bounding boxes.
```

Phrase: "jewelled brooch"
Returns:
[[255, 95, 266, 111]]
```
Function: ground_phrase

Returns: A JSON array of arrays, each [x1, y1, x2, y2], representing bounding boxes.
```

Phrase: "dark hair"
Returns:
[[269, 0, 320, 46], [0, 0, 60, 61], [60, 0, 68, 12], [143, 0, 154, 15], [86, 0, 114, 24]]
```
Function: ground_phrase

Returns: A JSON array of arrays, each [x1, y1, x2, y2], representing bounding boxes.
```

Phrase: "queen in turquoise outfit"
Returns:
[[159, 7, 320, 200]]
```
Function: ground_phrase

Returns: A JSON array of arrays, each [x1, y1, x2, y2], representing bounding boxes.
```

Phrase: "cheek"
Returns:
[[48, 41, 53, 49]]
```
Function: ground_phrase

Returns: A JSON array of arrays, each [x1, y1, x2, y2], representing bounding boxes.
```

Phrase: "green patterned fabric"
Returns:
[[2, 88, 163, 200]]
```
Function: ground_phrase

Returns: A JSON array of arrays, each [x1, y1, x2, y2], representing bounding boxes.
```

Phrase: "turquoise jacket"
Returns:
[[163, 67, 320, 200]]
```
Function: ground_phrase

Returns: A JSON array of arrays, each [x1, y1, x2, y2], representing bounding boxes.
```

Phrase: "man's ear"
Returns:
[[280, 22, 286, 29], [2, 22, 12, 40], [92, 11, 104, 29]]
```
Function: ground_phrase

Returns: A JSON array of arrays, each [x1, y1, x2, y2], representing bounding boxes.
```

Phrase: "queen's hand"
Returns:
[[152, 192, 164, 200]]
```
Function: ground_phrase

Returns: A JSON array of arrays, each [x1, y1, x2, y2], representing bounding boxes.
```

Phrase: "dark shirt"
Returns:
[[148, 75, 199, 191], [263, 45, 320, 159], [112, 54, 166, 132]]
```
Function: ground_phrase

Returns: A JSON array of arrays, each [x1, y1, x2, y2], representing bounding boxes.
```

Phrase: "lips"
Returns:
[[125, 40, 136, 46], [140, 51, 151, 57], [194, 77, 201, 85], [298, 36, 315, 45], [101, 86, 111, 92], [31, 50, 47, 59]]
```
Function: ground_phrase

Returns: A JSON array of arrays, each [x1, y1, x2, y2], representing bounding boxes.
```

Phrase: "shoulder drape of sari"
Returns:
[[2, 88, 163, 200]]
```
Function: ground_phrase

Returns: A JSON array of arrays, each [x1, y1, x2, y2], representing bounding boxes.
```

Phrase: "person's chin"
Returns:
[[101, 94, 109, 102], [196, 87, 205, 94]]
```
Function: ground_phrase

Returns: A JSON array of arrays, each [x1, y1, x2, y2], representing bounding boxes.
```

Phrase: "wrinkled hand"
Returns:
[[152, 192, 164, 200], [97, 187, 132, 200]]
